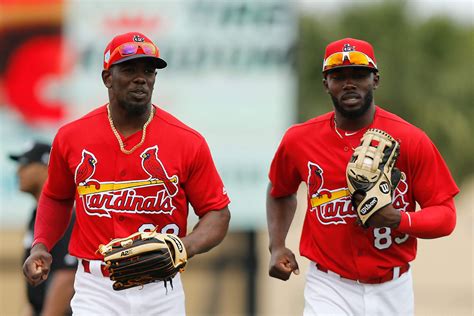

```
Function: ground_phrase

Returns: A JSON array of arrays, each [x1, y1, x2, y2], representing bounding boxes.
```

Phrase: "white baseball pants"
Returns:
[[304, 262, 414, 316], [71, 259, 186, 316]]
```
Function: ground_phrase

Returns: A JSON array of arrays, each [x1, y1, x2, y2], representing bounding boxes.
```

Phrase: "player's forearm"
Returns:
[[266, 184, 297, 252], [183, 207, 230, 258], [397, 198, 456, 239], [33, 193, 74, 251], [41, 269, 75, 316]]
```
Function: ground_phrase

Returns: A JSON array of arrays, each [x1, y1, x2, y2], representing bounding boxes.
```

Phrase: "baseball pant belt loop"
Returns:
[[81, 259, 110, 277], [314, 263, 410, 284]]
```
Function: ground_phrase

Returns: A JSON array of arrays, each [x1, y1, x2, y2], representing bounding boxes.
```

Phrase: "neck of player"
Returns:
[[334, 104, 375, 131], [109, 103, 153, 137]]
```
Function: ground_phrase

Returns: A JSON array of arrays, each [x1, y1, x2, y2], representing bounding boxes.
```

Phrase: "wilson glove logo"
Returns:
[[379, 181, 390, 194], [360, 197, 378, 215]]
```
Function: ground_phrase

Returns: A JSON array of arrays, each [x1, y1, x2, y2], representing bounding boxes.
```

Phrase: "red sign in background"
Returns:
[[0, 0, 71, 125]]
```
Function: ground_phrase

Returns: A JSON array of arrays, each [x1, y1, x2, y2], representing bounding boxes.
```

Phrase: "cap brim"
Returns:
[[8, 154, 21, 161], [323, 64, 378, 73], [112, 55, 167, 69], [8, 154, 32, 165]]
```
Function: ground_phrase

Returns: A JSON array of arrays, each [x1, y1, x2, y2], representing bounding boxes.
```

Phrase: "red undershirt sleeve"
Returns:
[[397, 198, 456, 239], [32, 192, 74, 252]]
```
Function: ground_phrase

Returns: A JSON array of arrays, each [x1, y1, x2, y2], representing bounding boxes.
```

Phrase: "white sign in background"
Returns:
[[0, 0, 296, 230]]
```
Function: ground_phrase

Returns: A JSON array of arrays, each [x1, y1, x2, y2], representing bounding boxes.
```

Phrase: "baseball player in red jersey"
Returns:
[[267, 38, 459, 315], [23, 32, 231, 315]]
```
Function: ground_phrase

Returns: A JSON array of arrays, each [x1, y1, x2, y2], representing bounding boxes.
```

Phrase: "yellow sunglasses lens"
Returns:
[[347, 52, 370, 65], [324, 53, 344, 68], [324, 51, 372, 70]]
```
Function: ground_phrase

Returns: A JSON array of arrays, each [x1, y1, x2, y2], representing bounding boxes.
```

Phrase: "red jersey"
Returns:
[[43, 105, 230, 259], [269, 106, 459, 281]]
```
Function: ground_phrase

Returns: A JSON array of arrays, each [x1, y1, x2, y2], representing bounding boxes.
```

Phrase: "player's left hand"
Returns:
[[352, 193, 401, 228], [98, 230, 187, 291], [365, 204, 401, 228]]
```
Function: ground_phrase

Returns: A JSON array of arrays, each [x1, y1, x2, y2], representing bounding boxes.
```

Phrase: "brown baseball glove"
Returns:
[[98, 228, 187, 291]]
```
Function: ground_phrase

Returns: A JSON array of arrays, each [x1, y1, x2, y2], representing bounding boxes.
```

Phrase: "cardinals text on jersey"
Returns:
[[75, 146, 179, 218]]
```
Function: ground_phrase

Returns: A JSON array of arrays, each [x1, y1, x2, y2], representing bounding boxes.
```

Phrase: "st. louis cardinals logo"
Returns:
[[307, 161, 409, 225], [75, 146, 179, 218], [343, 43, 356, 52], [133, 35, 145, 42]]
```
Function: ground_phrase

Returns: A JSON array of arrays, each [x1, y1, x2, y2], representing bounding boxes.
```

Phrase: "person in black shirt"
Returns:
[[9, 142, 77, 316]]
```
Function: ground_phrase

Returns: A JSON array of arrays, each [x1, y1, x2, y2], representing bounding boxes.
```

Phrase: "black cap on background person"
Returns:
[[9, 142, 51, 199], [9, 142, 51, 166]]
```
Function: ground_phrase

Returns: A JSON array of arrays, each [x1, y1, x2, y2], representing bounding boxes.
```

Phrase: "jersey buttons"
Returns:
[[118, 215, 125, 221], [120, 170, 126, 176], [344, 146, 349, 151]]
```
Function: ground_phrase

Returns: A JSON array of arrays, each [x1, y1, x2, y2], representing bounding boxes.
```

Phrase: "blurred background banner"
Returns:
[[1, 0, 297, 230]]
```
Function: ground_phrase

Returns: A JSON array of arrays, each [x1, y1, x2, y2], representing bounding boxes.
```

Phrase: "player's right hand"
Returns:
[[268, 246, 299, 281], [23, 243, 52, 287]]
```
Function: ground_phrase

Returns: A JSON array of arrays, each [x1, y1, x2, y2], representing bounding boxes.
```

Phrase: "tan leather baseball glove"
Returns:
[[346, 128, 403, 226], [98, 228, 187, 291]]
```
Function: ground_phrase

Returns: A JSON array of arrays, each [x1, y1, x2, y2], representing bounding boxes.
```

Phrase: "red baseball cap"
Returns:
[[103, 32, 167, 70], [322, 38, 377, 73]]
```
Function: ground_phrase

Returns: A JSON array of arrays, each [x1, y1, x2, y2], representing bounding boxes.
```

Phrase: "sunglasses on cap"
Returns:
[[323, 51, 377, 72], [109, 42, 158, 61]]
